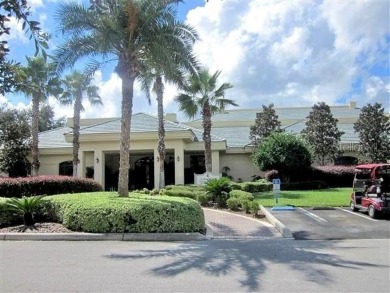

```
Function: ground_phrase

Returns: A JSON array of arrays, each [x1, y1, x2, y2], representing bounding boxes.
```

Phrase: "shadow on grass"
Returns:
[[103, 239, 383, 291]]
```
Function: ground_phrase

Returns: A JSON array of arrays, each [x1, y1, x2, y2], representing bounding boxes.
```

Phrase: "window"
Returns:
[[59, 161, 73, 176]]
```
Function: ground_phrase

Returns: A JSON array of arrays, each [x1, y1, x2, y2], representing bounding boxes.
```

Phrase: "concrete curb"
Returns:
[[260, 205, 294, 238], [0, 232, 208, 242]]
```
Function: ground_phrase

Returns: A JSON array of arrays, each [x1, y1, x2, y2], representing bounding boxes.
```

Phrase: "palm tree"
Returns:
[[175, 69, 236, 173], [17, 56, 63, 175], [143, 16, 199, 189], [59, 71, 102, 177], [54, 0, 193, 196]]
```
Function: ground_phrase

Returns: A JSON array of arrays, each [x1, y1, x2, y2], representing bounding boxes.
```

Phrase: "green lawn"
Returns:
[[254, 187, 352, 207]]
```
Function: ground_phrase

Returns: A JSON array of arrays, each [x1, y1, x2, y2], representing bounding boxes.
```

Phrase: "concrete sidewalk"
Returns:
[[203, 208, 283, 239]]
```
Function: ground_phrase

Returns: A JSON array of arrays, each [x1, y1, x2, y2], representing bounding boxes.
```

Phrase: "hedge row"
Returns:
[[264, 165, 356, 188], [0, 193, 205, 233], [0, 176, 103, 198]]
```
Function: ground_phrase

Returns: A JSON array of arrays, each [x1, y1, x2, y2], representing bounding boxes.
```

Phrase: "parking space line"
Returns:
[[337, 207, 378, 221], [297, 207, 328, 223]]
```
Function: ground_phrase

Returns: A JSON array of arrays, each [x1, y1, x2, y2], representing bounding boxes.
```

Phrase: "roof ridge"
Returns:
[[38, 126, 70, 134]]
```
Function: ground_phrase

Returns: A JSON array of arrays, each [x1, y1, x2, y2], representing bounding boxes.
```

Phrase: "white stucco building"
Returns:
[[38, 102, 362, 190]]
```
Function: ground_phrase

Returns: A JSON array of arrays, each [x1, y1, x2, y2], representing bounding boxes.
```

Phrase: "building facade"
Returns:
[[38, 102, 363, 190]]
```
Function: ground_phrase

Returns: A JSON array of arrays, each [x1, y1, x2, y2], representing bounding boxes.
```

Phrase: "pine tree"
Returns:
[[301, 102, 344, 165], [354, 103, 390, 162], [249, 103, 282, 145]]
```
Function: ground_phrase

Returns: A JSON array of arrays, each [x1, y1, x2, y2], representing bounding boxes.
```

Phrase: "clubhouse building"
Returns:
[[38, 102, 362, 190]]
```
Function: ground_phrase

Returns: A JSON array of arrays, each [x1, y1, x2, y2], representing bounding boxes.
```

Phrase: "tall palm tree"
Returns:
[[143, 16, 199, 189], [17, 56, 63, 175], [59, 71, 102, 177], [54, 0, 193, 196], [175, 69, 236, 173]]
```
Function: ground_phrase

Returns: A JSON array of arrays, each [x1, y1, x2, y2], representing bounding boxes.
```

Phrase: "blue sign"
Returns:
[[272, 179, 281, 191]]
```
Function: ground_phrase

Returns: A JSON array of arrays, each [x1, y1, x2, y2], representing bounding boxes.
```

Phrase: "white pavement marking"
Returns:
[[337, 207, 378, 222], [297, 207, 328, 223]]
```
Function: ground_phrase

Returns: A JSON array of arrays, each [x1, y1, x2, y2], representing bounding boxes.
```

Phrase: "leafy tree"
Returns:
[[16, 57, 63, 175], [58, 71, 102, 177], [175, 69, 236, 172], [35, 103, 66, 132], [301, 102, 344, 165], [0, 104, 31, 177], [252, 132, 312, 182], [354, 103, 390, 162], [54, 0, 195, 196], [249, 103, 282, 145], [0, 0, 49, 94]]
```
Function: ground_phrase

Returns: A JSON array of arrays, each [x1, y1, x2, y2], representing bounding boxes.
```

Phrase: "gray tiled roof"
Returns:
[[38, 127, 72, 148], [204, 106, 361, 122]]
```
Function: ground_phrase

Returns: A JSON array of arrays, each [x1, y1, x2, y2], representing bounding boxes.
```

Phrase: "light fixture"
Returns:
[[96, 158, 99, 164], [177, 156, 180, 162]]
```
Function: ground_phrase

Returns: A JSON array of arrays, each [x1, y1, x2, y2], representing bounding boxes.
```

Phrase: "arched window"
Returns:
[[59, 161, 73, 176]]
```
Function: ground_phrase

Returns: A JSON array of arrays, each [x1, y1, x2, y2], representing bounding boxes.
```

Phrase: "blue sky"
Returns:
[[1, 0, 389, 120]]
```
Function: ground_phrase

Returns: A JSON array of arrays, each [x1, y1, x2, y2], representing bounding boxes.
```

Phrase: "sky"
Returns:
[[1, 0, 389, 121]]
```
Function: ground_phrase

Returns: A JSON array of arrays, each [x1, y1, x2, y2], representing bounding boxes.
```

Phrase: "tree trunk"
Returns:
[[72, 93, 82, 177], [202, 103, 212, 173], [31, 94, 40, 176], [23, 212, 35, 226], [117, 60, 136, 197], [156, 75, 166, 189]]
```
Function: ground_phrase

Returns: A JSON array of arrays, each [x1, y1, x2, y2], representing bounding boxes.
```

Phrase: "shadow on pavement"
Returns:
[[104, 239, 383, 291]]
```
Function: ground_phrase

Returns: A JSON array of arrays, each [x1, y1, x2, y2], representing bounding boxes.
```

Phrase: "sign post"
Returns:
[[272, 179, 281, 205]]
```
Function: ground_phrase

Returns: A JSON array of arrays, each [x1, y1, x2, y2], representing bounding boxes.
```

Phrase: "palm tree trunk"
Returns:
[[156, 75, 166, 189], [202, 103, 212, 173], [72, 93, 82, 177], [118, 68, 135, 197], [31, 94, 40, 176]]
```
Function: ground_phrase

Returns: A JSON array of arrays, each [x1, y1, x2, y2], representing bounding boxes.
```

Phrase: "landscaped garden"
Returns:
[[0, 169, 353, 234]]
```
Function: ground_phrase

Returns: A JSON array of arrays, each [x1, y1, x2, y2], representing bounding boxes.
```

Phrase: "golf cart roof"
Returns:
[[355, 163, 390, 170]]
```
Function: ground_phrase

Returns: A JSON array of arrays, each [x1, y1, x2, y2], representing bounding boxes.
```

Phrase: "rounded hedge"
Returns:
[[43, 192, 205, 233], [0, 176, 103, 198]]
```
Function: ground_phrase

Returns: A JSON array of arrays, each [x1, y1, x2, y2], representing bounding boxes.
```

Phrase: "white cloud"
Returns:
[[0, 17, 29, 43], [185, 0, 389, 112]]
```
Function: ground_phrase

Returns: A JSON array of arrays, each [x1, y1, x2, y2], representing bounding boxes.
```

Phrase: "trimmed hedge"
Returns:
[[229, 190, 254, 201], [0, 176, 103, 198], [6, 192, 205, 233], [281, 180, 328, 190], [240, 181, 272, 193]]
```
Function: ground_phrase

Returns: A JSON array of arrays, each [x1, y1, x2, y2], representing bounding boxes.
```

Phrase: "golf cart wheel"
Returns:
[[350, 201, 358, 212], [368, 205, 378, 219]]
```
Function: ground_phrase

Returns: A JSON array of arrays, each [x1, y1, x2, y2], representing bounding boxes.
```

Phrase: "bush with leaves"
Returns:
[[5, 195, 45, 226], [252, 132, 312, 182], [204, 177, 232, 207]]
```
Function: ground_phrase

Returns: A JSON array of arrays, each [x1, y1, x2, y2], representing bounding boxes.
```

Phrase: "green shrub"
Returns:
[[242, 200, 251, 213], [282, 180, 327, 190], [0, 198, 22, 227], [229, 190, 254, 201], [197, 193, 210, 206], [226, 197, 240, 210], [230, 182, 242, 190], [5, 196, 45, 226], [249, 201, 259, 215], [163, 189, 197, 200], [241, 181, 272, 193], [205, 177, 232, 207], [45, 192, 205, 233], [0, 176, 102, 198]]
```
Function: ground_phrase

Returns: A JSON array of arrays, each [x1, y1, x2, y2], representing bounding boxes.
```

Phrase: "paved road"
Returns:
[[1, 239, 389, 292], [269, 207, 390, 240]]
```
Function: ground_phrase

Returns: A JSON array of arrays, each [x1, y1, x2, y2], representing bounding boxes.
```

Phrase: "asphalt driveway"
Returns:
[[268, 207, 390, 240]]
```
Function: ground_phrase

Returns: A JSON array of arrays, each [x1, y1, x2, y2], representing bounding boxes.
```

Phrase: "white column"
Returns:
[[78, 151, 85, 178], [174, 147, 184, 185], [154, 147, 159, 189], [94, 150, 104, 188], [212, 150, 220, 175]]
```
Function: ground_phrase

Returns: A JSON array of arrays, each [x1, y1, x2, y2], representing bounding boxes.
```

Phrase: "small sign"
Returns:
[[194, 172, 221, 185], [272, 179, 281, 191]]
